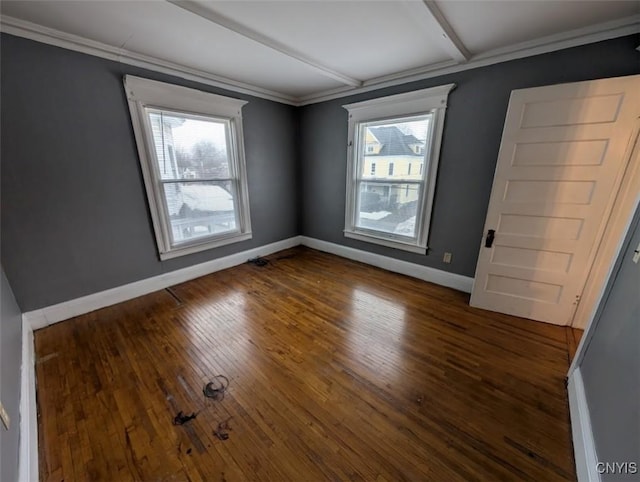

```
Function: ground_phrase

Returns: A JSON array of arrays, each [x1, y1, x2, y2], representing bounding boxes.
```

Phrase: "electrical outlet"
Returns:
[[443, 252, 452, 264], [0, 401, 10, 430]]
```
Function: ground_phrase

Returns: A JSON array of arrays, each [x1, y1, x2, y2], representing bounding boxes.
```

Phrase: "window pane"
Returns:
[[148, 110, 231, 180], [361, 116, 430, 179], [356, 182, 421, 237], [163, 181, 237, 245]]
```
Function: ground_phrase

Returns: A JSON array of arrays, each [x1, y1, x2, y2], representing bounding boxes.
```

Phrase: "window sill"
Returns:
[[159, 232, 252, 260], [344, 230, 426, 254]]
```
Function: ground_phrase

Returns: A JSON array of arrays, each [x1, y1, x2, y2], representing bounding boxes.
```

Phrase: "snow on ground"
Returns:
[[360, 211, 391, 221], [168, 184, 234, 215], [393, 216, 416, 236]]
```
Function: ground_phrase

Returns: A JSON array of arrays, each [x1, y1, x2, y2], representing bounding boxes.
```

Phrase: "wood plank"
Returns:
[[566, 327, 584, 364], [35, 247, 577, 481]]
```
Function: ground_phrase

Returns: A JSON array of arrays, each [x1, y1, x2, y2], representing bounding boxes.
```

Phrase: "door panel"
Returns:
[[470, 75, 640, 325], [513, 139, 608, 167]]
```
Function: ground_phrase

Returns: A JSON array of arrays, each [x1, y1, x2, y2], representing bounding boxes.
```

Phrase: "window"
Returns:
[[343, 84, 454, 253], [370, 162, 376, 175], [124, 76, 252, 260]]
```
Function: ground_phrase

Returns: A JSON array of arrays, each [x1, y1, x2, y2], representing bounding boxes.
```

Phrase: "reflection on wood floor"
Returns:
[[35, 246, 576, 481]]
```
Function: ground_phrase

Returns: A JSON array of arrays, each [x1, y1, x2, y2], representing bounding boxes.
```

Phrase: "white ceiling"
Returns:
[[1, 1, 638, 105]]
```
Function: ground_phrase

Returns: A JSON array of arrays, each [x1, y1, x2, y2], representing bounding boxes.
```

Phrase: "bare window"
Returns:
[[343, 84, 454, 253], [125, 76, 252, 259]]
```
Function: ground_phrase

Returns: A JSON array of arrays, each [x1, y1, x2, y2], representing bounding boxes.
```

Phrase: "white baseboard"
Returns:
[[22, 236, 302, 330], [21, 235, 474, 332], [18, 317, 38, 482], [300, 236, 474, 293], [568, 368, 600, 482], [16, 234, 470, 480]]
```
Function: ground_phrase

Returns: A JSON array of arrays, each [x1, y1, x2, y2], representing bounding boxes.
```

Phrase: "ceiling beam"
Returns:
[[420, 1, 471, 62], [0, 15, 298, 105], [166, 0, 362, 88]]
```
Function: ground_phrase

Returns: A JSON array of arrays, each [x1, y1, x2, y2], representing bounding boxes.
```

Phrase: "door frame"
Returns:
[[570, 120, 640, 329], [470, 75, 640, 326], [569, 190, 640, 375]]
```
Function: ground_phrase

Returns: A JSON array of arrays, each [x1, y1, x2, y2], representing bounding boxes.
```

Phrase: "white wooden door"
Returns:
[[470, 75, 640, 325]]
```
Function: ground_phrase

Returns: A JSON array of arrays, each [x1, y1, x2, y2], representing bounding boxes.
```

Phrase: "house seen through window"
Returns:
[[343, 84, 454, 253], [148, 110, 238, 244], [125, 76, 252, 259], [358, 118, 429, 238]]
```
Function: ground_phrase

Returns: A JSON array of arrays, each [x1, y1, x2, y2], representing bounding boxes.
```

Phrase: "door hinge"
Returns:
[[632, 242, 640, 264], [573, 294, 581, 305]]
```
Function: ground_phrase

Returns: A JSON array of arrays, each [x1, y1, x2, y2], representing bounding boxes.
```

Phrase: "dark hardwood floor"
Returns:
[[35, 247, 576, 481]]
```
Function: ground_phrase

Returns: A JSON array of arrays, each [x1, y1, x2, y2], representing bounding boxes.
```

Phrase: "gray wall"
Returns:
[[0, 266, 22, 482], [580, 205, 640, 480], [2, 33, 639, 311], [1, 34, 299, 312], [299, 35, 640, 277]]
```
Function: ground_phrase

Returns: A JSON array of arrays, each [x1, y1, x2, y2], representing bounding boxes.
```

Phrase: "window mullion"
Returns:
[[160, 178, 234, 184], [357, 178, 424, 185], [344, 86, 454, 253]]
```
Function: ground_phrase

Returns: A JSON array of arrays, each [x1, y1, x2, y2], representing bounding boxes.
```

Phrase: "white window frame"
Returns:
[[343, 84, 455, 254], [124, 75, 252, 260]]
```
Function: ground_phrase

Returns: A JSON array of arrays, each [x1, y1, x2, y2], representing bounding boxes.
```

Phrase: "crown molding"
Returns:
[[0, 15, 298, 106], [1, 13, 638, 107], [297, 14, 640, 106]]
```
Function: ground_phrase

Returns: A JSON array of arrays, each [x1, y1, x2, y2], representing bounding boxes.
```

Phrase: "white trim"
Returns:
[[568, 369, 600, 482], [343, 85, 454, 253], [158, 233, 253, 261], [300, 236, 474, 293], [22, 236, 302, 330], [125, 75, 248, 115], [418, 1, 471, 62], [344, 231, 427, 254], [571, 124, 640, 330], [18, 317, 38, 482], [0, 15, 297, 106], [342, 84, 455, 119], [298, 15, 640, 106], [21, 235, 475, 331], [124, 75, 253, 259], [2, 13, 637, 107], [569, 194, 640, 377], [166, 0, 361, 88]]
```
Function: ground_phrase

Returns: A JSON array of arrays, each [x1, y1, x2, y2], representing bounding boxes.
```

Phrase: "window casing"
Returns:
[[343, 84, 454, 254], [124, 76, 252, 260]]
